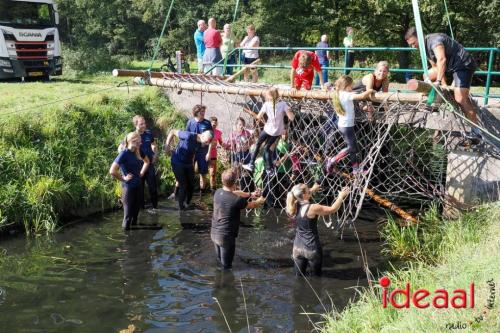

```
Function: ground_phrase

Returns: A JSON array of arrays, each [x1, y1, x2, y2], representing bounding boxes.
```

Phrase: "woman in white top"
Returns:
[[240, 24, 260, 82], [325, 75, 374, 175], [242, 88, 294, 174]]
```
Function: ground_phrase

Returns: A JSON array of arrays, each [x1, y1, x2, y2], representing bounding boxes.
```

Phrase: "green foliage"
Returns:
[[381, 204, 491, 263], [54, 0, 499, 72], [0, 83, 183, 235]]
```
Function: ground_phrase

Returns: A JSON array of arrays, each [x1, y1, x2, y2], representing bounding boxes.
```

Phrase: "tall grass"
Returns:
[[321, 203, 500, 333], [0, 82, 184, 235]]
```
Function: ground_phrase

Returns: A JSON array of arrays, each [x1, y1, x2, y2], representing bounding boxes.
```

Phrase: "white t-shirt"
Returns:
[[241, 36, 260, 58], [336, 91, 355, 127], [261, 101, 289, 136]]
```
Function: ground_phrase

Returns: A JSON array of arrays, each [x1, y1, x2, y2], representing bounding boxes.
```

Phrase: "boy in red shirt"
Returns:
[[290, 50, 324, 90]]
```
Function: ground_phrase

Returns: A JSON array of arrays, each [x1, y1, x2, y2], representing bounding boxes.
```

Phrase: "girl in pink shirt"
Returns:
[[209, 117, 223, 192]]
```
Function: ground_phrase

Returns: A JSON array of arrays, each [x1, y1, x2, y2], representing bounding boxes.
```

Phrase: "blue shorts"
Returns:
[[195, 151, 209, 175]]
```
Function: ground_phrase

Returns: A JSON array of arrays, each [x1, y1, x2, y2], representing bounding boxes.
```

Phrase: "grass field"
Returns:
[[320, 204, 499, 333]]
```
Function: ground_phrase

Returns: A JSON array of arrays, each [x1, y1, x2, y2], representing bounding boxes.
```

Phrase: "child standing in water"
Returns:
[[208, 117, 223, 193], [242, 87, 295, 175], [326, 75, 374, 175]]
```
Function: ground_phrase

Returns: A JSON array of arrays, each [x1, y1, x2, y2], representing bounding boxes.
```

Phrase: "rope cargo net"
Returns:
[[131, 72, 500, 229]]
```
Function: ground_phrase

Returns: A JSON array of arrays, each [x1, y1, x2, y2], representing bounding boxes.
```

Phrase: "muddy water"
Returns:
[[0, 199, 386, 333]]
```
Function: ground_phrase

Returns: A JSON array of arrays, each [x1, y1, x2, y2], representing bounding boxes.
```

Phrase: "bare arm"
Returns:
[[290, 68, 296, 88], [256, 109, 267, 123], [246, 196, 266, 209], [308, 187, 349, 216], [164, 129, 179, 153], [140, 156, 150, 177], [352, 89, 375, 101], [433, 44, 447, 86], [363, 74, 375, 91], [285, 104, 295, 121], [109, 162, 124, 181]]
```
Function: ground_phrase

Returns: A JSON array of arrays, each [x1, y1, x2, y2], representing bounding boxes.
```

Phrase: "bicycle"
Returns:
[[160, 52, 191, 74]]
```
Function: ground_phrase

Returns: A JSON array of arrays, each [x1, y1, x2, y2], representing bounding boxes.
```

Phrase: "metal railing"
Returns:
[[205, 46, 499, 105]]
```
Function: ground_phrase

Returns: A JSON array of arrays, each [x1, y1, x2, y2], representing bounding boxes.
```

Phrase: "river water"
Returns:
[[0, 199, 387, 333]]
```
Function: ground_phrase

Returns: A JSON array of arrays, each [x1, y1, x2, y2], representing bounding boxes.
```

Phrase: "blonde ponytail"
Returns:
[[286, 191, 298, 216], [286, 184, 308, 216], [332, 75, 353, 117]]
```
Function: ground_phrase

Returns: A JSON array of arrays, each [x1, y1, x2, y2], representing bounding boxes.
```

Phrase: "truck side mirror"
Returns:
[[53, 4, 59, 25]]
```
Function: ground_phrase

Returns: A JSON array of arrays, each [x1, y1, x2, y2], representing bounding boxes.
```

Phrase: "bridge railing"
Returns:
[[205, 46, 499, 105]]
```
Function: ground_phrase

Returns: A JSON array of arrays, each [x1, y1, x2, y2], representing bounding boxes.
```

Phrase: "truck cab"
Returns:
[[0, 0, 62, 79]]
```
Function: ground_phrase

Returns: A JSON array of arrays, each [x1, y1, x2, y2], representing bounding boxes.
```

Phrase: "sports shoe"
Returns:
[[325, 157, 337, 175], [242, 163, 254, 172], [352, 167, 368, 175], [265, 169, 277, 177]]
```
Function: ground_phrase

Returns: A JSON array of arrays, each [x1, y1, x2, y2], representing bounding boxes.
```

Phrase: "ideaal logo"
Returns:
[[379, 277, 496, 330], [379, 276, 475, 309]]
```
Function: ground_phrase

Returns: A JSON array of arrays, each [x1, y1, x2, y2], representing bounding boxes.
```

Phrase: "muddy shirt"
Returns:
[[211, 189, 248, 239], [425, 33, 476, 72]]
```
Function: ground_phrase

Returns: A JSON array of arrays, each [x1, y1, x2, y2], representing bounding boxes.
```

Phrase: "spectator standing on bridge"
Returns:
[[164, 129, 213, 210], [221, 24, 236, 75], [240, 24, 260, 82], [290, 50, 324, 90], [109, 132, 150, 230], [211, 168, 266, 270], [343, 27, 355, 74], [286, 183, 350, 276], [405, 27, 481, 144], [325, 75, 374, 175], [194, 20, 207, 73], [203, 18, 223, 75], [186, 105, 214, 194], [315, 34, 331, 86]]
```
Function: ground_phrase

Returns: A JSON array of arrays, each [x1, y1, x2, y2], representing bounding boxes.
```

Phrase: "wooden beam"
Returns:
[[131, 75, 428, 103], [112, 69, 226, 80], [407, 79, 454, 94], [225, 59, 261, 83]]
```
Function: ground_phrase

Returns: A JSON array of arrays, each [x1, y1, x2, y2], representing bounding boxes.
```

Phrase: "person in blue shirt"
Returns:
[[110, 132, 150, 230], [132, 115, 158, 210], [194, 20, 207, 73], [315, 34, 330, 86], [186, 104, 214, 194], [165, 128, 213, 210]]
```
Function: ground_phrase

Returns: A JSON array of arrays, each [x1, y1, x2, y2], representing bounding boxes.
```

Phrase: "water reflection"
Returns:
[[0, 201, 386, 333]]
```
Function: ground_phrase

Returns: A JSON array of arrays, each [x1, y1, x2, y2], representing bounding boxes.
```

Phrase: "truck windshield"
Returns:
[[0, 0, 55, 27]]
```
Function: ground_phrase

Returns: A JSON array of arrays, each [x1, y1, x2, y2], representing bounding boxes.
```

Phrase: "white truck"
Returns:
[[0, 0, 62, 79]]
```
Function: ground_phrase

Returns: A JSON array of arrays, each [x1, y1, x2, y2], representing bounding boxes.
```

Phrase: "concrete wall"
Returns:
[[445, 150, 500, 217]]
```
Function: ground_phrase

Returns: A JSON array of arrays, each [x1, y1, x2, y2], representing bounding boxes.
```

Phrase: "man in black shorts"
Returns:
[[211, 168, 265, 270], [405, 27, 481, 142]]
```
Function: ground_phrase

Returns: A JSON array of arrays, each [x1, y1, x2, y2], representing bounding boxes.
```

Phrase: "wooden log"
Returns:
[[339, 171, 418, 224], [132, 76, 427, 103], [407, 79, 454, 94], [225, 59, 261, 83], [112, 69, 226, 80]]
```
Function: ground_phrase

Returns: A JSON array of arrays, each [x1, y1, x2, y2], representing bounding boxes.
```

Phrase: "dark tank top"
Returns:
[[294, 203, 320, 250], [352, 73, 384, 93]]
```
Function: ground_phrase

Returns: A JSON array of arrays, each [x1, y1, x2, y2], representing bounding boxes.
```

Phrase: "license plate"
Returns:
[[28, 71, 44, 77]]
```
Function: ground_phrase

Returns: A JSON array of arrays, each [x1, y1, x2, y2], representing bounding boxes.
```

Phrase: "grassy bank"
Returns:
[[0, 76, 185, 235], [321, 203, 499, 332]]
